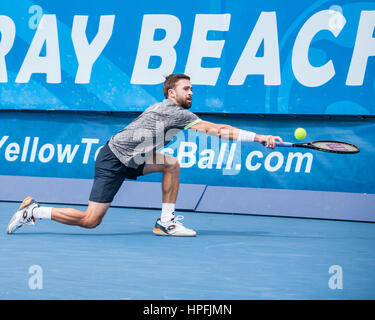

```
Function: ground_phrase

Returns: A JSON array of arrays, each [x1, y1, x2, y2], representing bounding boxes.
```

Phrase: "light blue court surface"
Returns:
[[0, 201, 374, 300]]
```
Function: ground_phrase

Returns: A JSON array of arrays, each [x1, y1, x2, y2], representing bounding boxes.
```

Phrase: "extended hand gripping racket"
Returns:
[[263, 140, 360, 154]]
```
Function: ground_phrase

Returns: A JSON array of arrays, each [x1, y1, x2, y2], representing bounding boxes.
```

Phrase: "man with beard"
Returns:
[[7, 74, 282, 236]]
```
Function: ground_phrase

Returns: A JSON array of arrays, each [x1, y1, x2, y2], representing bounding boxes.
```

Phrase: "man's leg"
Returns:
[[52, 152, 180, 229], [7, 143, 122, 234], [47, 142, 123, 229], [143, 152, 180, 222], [6, 199, 110, 234], [143, 152, 196, 236], [143, 152, 180, 204], [50, 201, 110, 229]]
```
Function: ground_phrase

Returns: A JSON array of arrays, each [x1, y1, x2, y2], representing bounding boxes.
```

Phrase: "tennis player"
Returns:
[[6, 73, 282, 236]]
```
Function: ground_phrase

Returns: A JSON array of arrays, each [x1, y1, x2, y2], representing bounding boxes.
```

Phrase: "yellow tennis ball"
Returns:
[[294, 127, 306, 140]]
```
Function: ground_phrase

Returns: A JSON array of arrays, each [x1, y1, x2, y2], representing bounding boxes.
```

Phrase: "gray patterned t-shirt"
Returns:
[[108, 99, 201, 168]]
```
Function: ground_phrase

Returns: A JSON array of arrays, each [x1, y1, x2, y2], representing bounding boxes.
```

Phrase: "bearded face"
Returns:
[[175, 92, 192, 109], [169, 79, 193, 109]]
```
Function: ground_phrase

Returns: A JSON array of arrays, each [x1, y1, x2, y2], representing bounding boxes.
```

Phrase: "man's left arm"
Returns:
[[189, 120, 282, 149]]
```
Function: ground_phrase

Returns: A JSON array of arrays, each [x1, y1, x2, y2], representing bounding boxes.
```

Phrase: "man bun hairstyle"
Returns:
[[163, 73, 190, 99]]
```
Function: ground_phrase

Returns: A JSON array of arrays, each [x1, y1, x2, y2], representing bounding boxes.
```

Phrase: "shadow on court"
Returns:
[[10, 229, 371, 241], [8, 230, 271, 237]]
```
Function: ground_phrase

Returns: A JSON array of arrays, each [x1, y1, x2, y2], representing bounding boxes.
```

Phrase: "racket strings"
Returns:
[[311, 141, 359, 153]]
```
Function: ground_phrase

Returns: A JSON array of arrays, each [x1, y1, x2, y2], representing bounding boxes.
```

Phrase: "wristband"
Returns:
[[237, 130, 256, 142]]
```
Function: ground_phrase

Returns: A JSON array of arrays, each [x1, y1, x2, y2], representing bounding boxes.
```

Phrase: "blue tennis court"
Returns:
[[1, 201, 374, 300]]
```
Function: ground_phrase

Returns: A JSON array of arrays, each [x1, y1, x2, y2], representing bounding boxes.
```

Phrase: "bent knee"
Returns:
[[164, 156, 180, 172], [80, 202, 109, 228], [81, 215, 102, 229]]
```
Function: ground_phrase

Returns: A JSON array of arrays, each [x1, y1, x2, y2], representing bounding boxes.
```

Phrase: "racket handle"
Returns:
[[262, 141, 293, 147]]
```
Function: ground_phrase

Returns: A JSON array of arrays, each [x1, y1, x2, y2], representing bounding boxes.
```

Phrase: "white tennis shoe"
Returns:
[[6, 197, 39, 234], [153, 215, 196, 237]]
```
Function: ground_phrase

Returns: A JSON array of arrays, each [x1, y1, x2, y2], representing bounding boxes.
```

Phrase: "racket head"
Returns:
[[307, 140, 360, 154]]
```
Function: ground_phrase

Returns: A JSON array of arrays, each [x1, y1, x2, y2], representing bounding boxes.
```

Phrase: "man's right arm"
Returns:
[[189, 120, 283, 149]]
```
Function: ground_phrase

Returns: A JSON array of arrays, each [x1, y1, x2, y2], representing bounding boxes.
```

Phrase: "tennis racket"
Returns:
[[263, 140, 360, 154]]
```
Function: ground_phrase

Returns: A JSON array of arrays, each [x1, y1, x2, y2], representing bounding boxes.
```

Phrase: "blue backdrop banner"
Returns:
[[0, 111, 373, 194], [0, 0, 374, 114]]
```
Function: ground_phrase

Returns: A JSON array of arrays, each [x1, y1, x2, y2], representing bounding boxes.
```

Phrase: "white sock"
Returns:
[[160, 203, 175, 222], [32, 206, 52, 220]]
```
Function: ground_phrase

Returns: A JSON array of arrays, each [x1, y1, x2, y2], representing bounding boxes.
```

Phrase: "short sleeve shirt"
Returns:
[[108, 99, 201, 168]]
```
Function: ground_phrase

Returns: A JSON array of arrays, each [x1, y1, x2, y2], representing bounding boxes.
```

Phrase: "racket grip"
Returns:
[[262, 141, 293, 147]]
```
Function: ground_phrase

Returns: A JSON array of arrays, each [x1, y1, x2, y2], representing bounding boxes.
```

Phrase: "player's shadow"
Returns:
[[196, 230, 331, 240], [10, 230, 328, 239], [196, 230, 271, 237], [9, 231, 152, 236], [12, 230, 271, 237]]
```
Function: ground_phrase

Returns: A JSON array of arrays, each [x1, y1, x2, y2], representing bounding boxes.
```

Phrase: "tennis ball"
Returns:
[[294, 127, 306, 140]]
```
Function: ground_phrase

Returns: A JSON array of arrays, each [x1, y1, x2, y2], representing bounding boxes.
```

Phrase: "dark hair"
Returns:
[[163, 74, 190, 98]]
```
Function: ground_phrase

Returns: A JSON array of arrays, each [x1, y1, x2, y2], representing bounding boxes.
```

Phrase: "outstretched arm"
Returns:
[[189, 120, 282, 149]]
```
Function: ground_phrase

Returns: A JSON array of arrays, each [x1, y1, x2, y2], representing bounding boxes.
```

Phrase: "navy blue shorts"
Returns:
[[89, 142, 145, 203]]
